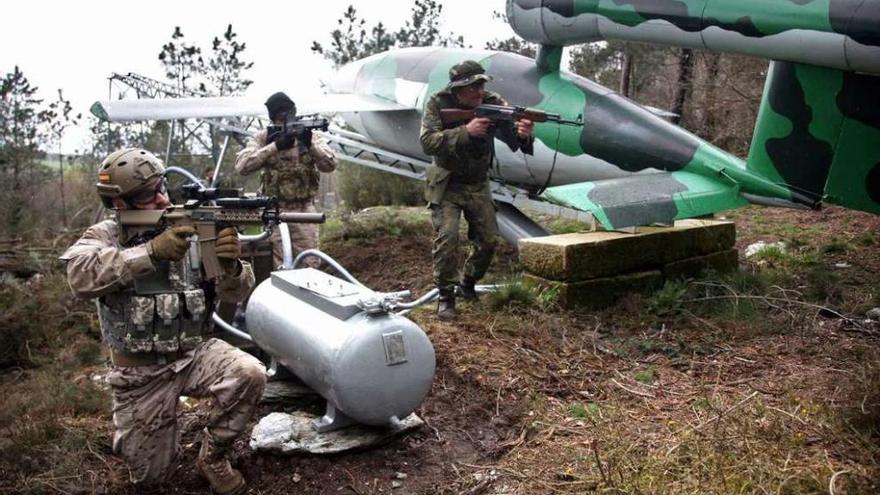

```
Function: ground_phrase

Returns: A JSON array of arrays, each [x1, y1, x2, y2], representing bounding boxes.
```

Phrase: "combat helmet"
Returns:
[[96, 148, 166, 208]]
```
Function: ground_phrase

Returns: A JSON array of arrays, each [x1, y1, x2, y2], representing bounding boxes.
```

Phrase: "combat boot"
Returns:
[[196, 430, 246, 495], [458, 276, 478, 301], [437, 288, 456, 321]]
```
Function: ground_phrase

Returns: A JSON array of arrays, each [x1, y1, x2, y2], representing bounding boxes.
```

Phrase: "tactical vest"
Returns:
[[260, 147, 320, 203], [96, 232, 212, 354]]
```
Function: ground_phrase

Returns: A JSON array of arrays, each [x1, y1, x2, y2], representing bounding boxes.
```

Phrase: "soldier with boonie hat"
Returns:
[[420, 60, 535, 320]]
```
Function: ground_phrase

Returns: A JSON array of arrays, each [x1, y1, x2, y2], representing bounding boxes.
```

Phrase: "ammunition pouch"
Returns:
[[98, 288, 210, 355]]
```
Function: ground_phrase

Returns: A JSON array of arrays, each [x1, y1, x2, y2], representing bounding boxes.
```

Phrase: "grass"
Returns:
[[484, 276, 562, 312], [633, 367, 655, 384], [321, 206, 431, 244], [3, 205, 879, 495], [821, 238, 850, 255]]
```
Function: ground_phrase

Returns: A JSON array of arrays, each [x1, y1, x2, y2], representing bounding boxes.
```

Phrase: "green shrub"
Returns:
[[634, 367, 656, 384], [336, 162, 423, 211], [821, 238, 849, 255], [321, 206, 431, 244], [0, 272, 96, 369], [486, 277, 539, 311], [855, 231, 877, 247], [750, 244, 790, 265], [805, 266, 843, 303], [648, 280, 688, 316]]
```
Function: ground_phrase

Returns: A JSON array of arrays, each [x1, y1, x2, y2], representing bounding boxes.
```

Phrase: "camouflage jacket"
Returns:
[[420, 90, 534, 205], [60, 219, 254, 353], [235, 129, 336, 204]]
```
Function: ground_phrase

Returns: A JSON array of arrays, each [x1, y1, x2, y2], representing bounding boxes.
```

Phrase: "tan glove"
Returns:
[[148, 226, 195, 262], [215, 227, 242, 275]]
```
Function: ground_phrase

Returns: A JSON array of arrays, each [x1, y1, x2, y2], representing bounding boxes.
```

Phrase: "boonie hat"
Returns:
[[448, 60, 493, 89]]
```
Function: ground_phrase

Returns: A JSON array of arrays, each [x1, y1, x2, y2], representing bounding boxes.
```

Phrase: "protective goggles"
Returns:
[[127, 177, 168, 206]]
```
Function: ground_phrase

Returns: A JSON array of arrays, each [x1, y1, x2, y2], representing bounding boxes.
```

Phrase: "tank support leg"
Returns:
[[313, 402, 357, 432]]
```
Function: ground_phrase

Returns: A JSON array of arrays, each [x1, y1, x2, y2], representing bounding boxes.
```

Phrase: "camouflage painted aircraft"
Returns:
[[92, 0, 880, 236], [505, 0, 880, 229]]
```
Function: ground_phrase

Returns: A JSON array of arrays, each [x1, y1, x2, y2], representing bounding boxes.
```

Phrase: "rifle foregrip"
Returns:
[[439, 109, 475, 125], [279, 212, 326, 224]]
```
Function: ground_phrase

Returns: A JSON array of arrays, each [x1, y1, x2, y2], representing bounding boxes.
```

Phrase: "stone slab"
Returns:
[[525, 270, 664, 310], [250, 411, 423, 455], [662, 249, 739, 280], [519, 219, 735, 282], [261, 379, 319, 404]]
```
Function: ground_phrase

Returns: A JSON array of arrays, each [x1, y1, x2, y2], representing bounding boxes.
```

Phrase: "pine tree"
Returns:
[[158, 27, 207, 95], [0, 66, 50, 236], [206, 24, 254, 97], [44, 89, 81, 228], [312, 1, 464, 68]]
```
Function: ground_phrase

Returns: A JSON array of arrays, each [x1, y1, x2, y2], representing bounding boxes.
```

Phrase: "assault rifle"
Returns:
[[439, 104, 583, 127], [117, 185, 325, 280], [267, 114, 331, 154]]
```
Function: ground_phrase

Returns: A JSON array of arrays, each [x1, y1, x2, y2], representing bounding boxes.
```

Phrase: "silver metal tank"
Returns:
[[246, 268, 436, 431]]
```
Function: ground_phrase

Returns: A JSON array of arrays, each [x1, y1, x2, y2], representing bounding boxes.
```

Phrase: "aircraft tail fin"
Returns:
[[746, 61, 880, 215], [541, 172, 748, 231]]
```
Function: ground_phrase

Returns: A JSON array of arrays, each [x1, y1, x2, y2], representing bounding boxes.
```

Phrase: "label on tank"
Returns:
[[382, 331, 408, 366]]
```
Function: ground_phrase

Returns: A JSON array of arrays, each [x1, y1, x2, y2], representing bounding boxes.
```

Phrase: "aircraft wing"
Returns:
[[541, 171, 749, 230], [90, 93, 412, 122]]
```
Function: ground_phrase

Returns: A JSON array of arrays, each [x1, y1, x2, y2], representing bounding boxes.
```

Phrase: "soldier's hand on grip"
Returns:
[[149, 225, 195, 262], [215, 226, 243, 275], [516, 119, 534, 139], [296, 128, 313, 149], [275, 132, 296, 151], [466, 117, 492, 138]]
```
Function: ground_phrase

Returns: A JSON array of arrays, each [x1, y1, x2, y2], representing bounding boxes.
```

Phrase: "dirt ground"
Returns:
[[1, 205, 879, 494]]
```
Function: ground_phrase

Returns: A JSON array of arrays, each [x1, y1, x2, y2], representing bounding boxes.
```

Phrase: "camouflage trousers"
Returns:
[[430, 181, 498, 291], [270, 199, 320, 269], [105, 338, 267, 485]]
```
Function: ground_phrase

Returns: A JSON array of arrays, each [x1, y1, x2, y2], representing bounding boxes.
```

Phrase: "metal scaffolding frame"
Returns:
[[105, 72, 261, 186]]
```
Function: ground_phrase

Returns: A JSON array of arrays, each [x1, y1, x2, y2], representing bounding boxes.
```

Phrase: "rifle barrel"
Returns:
[[278, 212, 326, 224]]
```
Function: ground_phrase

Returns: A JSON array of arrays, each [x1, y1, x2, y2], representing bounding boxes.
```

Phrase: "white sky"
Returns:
[[1, 0, 517, 153]]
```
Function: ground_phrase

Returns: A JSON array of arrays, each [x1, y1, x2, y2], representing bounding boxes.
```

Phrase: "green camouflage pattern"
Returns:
[[508, 0, 880, 75], [344, 45, 831, 229], [747, 61, 880, 215], [496, 0, 880, 227], [420, 90, 527, 204], [430, 181, 499, 291]]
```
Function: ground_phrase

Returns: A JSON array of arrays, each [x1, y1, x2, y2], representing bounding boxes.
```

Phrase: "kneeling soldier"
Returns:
[[60, 148, 265, 494]]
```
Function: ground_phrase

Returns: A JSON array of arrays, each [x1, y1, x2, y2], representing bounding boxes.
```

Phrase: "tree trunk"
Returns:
[[59, 150, 67, 228], [671, 48, 694, 126], [702, 53, 722, 141], [619, 52, 633, 98]]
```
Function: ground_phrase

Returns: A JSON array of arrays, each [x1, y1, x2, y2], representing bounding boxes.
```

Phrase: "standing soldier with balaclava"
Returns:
[[60, 149, 265, 495], [420, 60, 535, 320], [235, 92, 337, 268]]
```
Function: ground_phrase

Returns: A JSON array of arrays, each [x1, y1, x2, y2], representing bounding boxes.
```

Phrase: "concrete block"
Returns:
[[525, 270, 664, 310], [662, 249, 739, 280], [519, 219, 735, 281]]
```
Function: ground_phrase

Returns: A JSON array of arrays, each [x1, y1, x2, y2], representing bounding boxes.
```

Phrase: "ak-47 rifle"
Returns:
[[267, 114, 331, 154], [439, 104, 583, 127], [117, 185, 325, 281]]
